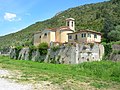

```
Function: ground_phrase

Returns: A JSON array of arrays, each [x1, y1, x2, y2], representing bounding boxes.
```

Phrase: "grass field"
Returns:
[[0, 56, 120, 90]]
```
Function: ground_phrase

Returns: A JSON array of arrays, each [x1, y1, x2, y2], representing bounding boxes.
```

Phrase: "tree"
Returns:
[[108, 30, 120, 41], [102, 16, 115, 42], [108, 25, 120, 41]]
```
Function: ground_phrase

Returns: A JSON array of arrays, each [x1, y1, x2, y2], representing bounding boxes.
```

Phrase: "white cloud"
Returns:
[[4, 12, 21, 21]]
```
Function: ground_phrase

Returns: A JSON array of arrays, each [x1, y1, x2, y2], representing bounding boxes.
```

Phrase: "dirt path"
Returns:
[[0, 70, 62, 90]]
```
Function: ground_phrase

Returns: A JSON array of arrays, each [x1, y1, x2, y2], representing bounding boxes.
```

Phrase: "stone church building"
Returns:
[[33, 18, 75, 46], [33, 18, 102, 46]]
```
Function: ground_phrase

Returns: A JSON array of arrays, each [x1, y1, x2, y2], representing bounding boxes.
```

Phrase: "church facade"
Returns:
[[33, 18, 75, 46], [33, 18, 102, 46]]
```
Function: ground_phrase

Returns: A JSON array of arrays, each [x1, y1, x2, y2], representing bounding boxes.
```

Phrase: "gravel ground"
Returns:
[[0, 69, 62, 90], [0, 70, 33, 90]]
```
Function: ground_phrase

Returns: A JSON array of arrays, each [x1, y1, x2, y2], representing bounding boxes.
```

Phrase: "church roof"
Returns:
[[34, 31, 41, 34], [66, 18, 75, 21], [58, 26, 71, 30], [68, 29, 102, 35], [45, 28, 57, 31]]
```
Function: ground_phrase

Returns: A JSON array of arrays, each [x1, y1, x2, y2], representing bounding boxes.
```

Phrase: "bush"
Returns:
[[38, 42, 48, 55], [102, 43, 112, 60], [112, 50, 120, 55], [51, 46, 60, 51], [15, 46, 23, 59]]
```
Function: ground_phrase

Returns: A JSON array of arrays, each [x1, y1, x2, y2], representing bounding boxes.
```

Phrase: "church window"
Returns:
[[72, 21, 74, 27], [67, 21, 69, 26], [75, 34, 78, 40], [81, 33, 86, 38], [84, 33, 86, 37], [81, 33, 84, 38], [44, 33, 47, 36], [94, 34, 97, 38], [88, 33, 91, 37], [68, 35, 72, 39]]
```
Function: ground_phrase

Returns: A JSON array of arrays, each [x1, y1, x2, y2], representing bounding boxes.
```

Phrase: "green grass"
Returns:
[[0, 56, 120, 89]]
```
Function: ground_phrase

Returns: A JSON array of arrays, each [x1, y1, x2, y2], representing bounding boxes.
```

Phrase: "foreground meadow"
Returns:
[[0, 56, 120, 90]]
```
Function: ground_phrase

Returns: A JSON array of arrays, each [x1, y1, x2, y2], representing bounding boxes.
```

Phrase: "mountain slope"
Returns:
[[0, 0, 120, 48]]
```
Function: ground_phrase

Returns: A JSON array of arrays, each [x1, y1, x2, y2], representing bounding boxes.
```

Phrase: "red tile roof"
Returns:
[[58, 26, 71, 30], [68, 29, 102, 35], [45, 28, 57, 31], [34, 31, 41, 34]]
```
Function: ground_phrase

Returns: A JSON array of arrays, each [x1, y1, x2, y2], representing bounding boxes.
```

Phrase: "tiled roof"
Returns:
[[58, 26, 71, 30], [45, 28, 57, 31], [66, 18, 75, 21], [68, 29, 102, 35], [34, 31, 41, 34], [34, 26, 72, 35]]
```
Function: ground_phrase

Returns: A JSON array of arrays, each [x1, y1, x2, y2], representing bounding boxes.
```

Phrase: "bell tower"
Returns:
[[66, 18, 75, 32]]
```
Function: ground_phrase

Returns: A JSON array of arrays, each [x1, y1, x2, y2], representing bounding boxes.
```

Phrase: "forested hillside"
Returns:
[[0, 0, 120, 49]]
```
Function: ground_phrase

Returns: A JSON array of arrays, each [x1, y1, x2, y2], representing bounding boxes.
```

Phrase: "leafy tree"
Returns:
[[102, 16, 115, 42], [108, 30, 120, 41], [108, 25, 120, 41]]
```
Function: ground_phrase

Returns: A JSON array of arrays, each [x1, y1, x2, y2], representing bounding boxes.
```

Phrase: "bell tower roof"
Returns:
[[66, 18, 75, 21]]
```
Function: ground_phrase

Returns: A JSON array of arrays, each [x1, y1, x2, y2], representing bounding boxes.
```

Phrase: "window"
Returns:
[[84, 33, 86, 37], [94, 34, 97, 38], [75, 34, 78, 40], [44, 33, 47, 36], [68, 35, 72, 39], [67, 21, 69, 26], [88, 33, 91, 37], [72, 21, 74, 27], [81, 33, 84, 38], [81, 33, 86, 38], [39, 36, 41, 38]]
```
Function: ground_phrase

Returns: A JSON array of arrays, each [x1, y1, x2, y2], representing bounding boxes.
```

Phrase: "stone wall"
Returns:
[[45, 43, 104, 64], [109, 44, 120, 61], [9, 43, 104, 64]]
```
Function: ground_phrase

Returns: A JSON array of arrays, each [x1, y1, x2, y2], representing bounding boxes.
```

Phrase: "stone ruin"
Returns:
[[45, 43, 104, 64], [9, 43, 104, 64]]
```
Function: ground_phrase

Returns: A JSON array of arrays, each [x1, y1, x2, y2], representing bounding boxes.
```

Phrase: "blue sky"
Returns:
[[0, 0, 107, 36]]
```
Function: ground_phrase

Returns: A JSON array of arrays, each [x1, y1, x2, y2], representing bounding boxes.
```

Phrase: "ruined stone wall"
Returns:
[[109, 44, 120, 61], [45, 43, 104, 64], [9, 43, 104, 64]]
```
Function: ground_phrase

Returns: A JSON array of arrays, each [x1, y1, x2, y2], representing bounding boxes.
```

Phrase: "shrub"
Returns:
[[38, 42, 48, 55], [112, 50, 120, 55], [51, 46, 60, 51], [102, 43, 112, 60], [15, 46, 23, 59]]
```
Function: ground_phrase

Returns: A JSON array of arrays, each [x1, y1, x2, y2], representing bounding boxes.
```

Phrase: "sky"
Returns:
[[0, 0, 107, 36]]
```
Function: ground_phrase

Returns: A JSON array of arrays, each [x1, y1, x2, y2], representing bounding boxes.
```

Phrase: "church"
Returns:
[[33, 18, 75, 46], [33, 18, 101, 46]]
